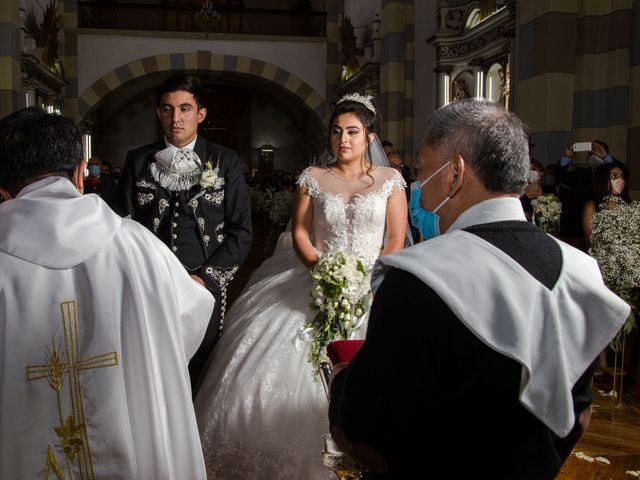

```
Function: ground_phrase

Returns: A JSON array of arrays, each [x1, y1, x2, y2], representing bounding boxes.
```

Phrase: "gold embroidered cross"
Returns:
[[26, 301, 119, 480]]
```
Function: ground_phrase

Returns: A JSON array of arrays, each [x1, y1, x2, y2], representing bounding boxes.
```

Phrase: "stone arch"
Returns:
[[77, 52, 327, 127]]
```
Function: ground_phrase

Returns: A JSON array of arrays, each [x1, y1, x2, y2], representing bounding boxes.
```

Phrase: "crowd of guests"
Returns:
[[519, 140, 632, 241]]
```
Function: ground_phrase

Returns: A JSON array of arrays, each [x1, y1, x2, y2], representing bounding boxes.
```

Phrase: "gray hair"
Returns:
[[423, 99, 529, 194]]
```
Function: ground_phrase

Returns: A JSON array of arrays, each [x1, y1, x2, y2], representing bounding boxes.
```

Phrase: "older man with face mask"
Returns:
[[328, 100, 630, 479]]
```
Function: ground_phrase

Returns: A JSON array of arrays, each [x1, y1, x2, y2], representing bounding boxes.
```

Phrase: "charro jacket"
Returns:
[[116, 137, 252, 312]]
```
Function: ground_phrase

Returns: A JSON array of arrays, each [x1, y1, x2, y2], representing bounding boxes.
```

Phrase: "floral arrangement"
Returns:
[[589, 201, 640, 350], [531, 193, 562, 234], [269, 190, 293, 226], [305, 252, 371, 370], [200, 159, 224, 190], [249, 186, 274, 215]]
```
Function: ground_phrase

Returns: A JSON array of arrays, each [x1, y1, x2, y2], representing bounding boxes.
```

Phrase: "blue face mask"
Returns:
[[88, 165, 102, 178], [409, 162, 451, 240]]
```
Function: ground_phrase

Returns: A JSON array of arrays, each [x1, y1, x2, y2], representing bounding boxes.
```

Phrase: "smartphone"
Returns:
[[572, 142, 592, 152]]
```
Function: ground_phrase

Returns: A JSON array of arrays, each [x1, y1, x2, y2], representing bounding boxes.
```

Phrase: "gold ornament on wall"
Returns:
[[339, 15, 362, 82], [23, 0, 61, 71]]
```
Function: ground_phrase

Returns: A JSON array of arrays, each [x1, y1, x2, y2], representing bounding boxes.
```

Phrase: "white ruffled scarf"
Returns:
[[150, 146, 203, 191]]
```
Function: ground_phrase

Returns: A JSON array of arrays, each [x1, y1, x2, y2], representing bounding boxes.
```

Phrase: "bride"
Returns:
[[194, 93, 408, 479]]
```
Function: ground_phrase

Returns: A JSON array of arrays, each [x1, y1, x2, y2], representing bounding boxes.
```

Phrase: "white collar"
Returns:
[[447, 197, 527, 232], [152, 138, 203, 191]]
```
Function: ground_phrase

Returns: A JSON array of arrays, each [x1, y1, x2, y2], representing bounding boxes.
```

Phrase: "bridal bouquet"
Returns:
[[589, 201, 640, 350], [305, 252, 371, 369], [531, 194, 562, 234]]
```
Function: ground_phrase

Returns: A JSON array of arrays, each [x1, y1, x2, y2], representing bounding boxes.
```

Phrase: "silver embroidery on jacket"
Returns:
[[158, 199, 169, 216], [204, 265, 239, 290], [204, 191, 224, 206], [203, 265, 239, 326], [137, 192, 154, 206], [215, 222, 225, 243], [135, 179, 157, 189]]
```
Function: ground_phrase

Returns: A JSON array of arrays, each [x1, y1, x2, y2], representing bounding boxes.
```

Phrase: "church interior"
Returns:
[[2, 0, 640, 477]]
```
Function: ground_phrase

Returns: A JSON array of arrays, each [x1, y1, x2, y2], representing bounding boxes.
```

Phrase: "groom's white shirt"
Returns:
[[0, 176, 213, 479]]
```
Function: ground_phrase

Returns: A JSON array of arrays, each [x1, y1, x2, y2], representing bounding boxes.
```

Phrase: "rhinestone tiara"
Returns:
[[336, 93, 376, 114]]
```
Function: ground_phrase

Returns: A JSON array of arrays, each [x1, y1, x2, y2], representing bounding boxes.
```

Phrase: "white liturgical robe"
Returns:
[[0, 177, 214, 479]]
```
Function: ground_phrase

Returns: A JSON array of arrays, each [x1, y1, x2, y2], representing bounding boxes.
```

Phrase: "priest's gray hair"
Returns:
[[422, 99, 529, 195]]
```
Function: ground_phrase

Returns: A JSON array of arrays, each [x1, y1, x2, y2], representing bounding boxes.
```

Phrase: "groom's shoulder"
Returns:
[[202, 138, 236, 158]]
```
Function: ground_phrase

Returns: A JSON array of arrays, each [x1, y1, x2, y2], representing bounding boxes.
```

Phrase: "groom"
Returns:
[[116, 74, 252, 391]]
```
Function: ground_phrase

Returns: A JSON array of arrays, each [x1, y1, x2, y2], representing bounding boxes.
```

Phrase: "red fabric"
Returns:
[[84, 176, 102, 189], [327, 340, 364, 364]]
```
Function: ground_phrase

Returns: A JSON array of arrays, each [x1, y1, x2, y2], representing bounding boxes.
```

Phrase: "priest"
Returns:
[[329, 99, 630, 479], [0, 107, 214, 478]]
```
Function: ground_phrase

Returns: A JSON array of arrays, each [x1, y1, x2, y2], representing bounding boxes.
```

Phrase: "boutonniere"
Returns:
[[199, 153, 225, 190]]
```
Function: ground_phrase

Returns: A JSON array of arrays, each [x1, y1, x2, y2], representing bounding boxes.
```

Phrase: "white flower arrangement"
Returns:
[[589, 201, 640, 350], [531, 193, 562, 234], [269, 190, 293, 225], [199, 159, 224, 190], [305, 252, 371, 370], [249, 186, 274, 215]]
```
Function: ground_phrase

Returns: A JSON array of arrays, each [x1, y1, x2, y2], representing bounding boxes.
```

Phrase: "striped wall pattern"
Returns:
[[0, 1, 22, 118], [517, 0, 638, 194], [380, 0, 415, 165], [77, 52, 326, 127], [325, 0, 340, 120], [61, 0, 79, 120]]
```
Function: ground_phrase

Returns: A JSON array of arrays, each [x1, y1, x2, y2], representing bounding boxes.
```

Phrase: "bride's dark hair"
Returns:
[[328, 97, 378, 186], [329, 99, 377, 137]]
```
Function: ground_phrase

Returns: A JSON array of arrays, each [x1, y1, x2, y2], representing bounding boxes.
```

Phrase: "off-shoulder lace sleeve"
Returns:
[[296, 168, 321, 197], [381, 169, 407, 197]]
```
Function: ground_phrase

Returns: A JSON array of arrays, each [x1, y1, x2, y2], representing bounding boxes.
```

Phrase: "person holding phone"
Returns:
[[556, 140, 614, 237]]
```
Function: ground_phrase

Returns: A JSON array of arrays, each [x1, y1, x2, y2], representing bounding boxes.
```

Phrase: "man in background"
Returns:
[[0, 107, 214, 478], [84, 155, 117, 208]]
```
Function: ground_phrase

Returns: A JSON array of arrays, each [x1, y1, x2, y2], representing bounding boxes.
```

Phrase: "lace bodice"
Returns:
[[297, 166, 405, 267]]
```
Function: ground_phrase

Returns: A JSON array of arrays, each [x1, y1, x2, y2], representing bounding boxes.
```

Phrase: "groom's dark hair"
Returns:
[[158, 75, 204, 109]]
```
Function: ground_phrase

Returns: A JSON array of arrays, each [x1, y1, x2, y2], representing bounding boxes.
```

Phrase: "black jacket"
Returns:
[[116, 137, 252, 298]]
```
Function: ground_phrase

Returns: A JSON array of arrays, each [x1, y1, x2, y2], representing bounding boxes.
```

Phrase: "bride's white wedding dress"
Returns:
[[194, 165, 405, 479]]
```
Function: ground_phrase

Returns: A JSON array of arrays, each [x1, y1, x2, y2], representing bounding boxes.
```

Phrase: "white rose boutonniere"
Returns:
[[200, 157, 225, 190]]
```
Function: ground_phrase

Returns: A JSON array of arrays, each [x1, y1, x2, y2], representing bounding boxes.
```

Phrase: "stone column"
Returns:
[[380, 0, 414, 164]]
